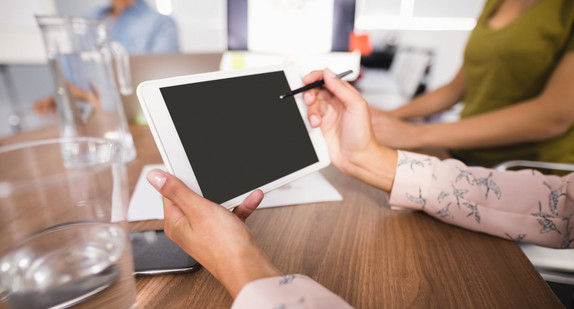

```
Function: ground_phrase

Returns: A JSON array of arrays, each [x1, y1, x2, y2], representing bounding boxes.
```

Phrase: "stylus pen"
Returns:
[[279, 70, 353, 99]]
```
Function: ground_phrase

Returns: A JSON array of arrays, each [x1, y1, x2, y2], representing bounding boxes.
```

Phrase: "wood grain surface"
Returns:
[[1, 124, 563, 309]]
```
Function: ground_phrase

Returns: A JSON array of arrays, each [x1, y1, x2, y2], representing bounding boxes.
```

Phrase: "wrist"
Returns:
[[345, 144, 398, 192], [386, 108, 403, 119], [214, 248, 283, 298], [413, 122, 444, 149], [409, 123, 426, 148]]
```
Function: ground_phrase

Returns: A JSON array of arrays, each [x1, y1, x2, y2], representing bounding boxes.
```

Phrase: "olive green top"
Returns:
[[450, 0, 574, 167]]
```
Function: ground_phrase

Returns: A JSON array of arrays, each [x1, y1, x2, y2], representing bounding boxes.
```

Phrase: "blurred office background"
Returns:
[[2, 1, 574, 307], [0, 0, 485, 138]]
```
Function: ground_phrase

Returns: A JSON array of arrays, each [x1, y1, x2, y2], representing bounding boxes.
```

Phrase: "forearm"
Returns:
[[212, 245, 283, 298], [388, 84, 463, 120], [232, 275, 353, 308], [413, 52, 574, 149], [388, 69, 466, 120], [414, 98, 574, 149], [345, 144, 398, 192], [389, 151, 574, 249]]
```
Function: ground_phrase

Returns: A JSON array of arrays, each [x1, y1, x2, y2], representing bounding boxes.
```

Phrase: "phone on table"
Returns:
[[131, 230, 200, 275]]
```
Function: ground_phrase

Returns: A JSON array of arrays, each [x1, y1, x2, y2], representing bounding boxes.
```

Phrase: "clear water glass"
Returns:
[[0, 138, 137, 308]]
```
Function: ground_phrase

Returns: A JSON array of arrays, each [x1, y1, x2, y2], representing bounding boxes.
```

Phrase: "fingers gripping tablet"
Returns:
[[137, 66, 330, 208]]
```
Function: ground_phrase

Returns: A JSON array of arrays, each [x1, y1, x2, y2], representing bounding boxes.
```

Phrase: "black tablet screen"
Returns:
[[160, 71, 319, 204]]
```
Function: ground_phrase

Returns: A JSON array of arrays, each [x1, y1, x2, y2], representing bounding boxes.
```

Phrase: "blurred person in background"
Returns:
[[369, 0, 574, 168], [35, 0, 180, 116], [86, 0, 180, 54]]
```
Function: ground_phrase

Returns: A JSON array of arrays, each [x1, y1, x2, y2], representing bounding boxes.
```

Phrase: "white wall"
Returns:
[[170, 0, 227, 52], [0, 0, 56, 64]]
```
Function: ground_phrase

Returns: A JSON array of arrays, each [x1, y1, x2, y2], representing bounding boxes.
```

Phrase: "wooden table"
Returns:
[[1, 124, 563, 308]]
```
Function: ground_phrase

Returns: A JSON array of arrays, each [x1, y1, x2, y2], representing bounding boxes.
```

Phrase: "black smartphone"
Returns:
[[131, 230, 201, 275]]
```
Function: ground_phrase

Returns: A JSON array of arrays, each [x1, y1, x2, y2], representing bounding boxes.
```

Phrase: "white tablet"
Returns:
[[137, 65, 331, 208]]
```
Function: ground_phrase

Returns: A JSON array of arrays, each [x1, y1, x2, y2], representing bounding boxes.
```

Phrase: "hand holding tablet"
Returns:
[[137, 66, 331, 208]]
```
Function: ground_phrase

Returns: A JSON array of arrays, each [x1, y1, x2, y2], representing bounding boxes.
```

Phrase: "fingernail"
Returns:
[[310, 114, 320, 127], [303, 92, 313, 104], [147, 170, 167, 190], [325, 68, 335, 78]]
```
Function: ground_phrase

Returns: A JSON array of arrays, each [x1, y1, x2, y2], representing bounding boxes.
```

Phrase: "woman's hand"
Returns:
[[303, 69, 379, 174], [303, 69, 398, 191], [146, 169, 282, 298]]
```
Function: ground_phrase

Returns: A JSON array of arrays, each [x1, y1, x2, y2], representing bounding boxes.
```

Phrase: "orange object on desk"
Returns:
[[349, 31, 373, 56]]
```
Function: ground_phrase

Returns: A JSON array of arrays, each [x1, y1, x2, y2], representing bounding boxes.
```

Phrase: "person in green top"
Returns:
[[369, 0, 574, 167]]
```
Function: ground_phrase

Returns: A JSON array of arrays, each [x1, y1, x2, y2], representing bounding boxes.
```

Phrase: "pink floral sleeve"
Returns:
[[232, 151, 574, 308], [389, 151, 574, 249], [232, 274, 353, 309]]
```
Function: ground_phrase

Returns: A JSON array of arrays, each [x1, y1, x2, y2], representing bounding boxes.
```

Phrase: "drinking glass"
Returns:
[[0, 138, 137, 308]]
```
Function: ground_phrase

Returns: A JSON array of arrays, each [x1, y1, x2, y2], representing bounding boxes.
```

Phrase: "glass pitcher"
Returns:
[[36, 15, 136, 162]]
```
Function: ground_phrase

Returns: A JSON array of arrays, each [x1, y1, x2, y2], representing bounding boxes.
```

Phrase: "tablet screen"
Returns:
[[159, 71, 319, 204]]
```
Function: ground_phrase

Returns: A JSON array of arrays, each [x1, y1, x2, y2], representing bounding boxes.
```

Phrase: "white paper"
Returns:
[[128, 164, 166, 222], [258, 170, 342, 208], [247, 0, 333, 54], [128, 164, 342, 222]]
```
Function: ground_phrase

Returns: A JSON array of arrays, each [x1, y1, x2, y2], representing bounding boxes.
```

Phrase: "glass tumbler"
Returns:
[[0, 138, 137, 309]]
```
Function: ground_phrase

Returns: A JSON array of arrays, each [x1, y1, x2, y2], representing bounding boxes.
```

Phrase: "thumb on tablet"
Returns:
[[233, 189, 264, 222]]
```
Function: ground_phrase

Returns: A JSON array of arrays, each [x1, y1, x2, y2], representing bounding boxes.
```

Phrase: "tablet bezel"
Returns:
[[137, 65, 331, 208]]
